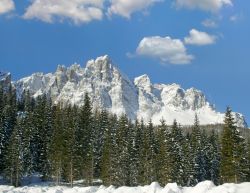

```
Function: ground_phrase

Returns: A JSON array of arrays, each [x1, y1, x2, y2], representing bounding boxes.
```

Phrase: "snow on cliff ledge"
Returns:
[[1, 181, 250, 193], [15, 55, 248, 128]]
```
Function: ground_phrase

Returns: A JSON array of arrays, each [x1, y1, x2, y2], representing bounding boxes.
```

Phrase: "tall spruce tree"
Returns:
[[247, 140, 250, 181], [170, 120, 185, 185], [100, 114, 113, 186], [0, 85, 17, 176], [93, 109, 108, 179], [138, 120, 157, 185], [76, 93, 94, 185], [182, 132, 195, 186], [128, 120, 142, 186], [49, 104, 64, 185], [4, 118, 24, 187], [207, 130, 220, 185], [156, 119, 172, 185], [220, 107, 248, 183], [62, 105, 78, 187], [190, 114, 205, 185], [233, 125, 248, 182], [126, 120, 138, 186], [106, 114, 118, 185], [22, 90, 33, 178], [30, 94, 52, 179], [0, 85, 5, 174], [113, 114, 130, 186]]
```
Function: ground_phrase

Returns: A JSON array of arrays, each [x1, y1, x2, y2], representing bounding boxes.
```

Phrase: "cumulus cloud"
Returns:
[[0, 0, 15, 14], [108, 0, 162, 18], [136, 36, 194, 65], [23, 0, 104, 24], [174, 0, 232, 12], [184, 29, 217, 46]]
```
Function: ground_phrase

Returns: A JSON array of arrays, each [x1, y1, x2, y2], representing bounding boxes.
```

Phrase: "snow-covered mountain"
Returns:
[[14, 55, 248, 127], [0, 71, 11, 88]]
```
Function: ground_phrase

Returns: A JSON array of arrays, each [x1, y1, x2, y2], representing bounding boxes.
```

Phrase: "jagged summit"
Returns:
[[14, 55, 248, 127], [0, 71, 11, 89], [0, 71, 11, 81]]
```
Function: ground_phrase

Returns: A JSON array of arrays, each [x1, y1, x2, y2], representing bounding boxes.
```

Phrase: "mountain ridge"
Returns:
[[4, 55, 248, 127]]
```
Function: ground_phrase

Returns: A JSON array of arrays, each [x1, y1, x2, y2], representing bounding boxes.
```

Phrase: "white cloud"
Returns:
[[202, 19, 217, 28], [136, 36, 194, 65], [184, 29, 216, 46], [230, 13, 243, 22], [23, 0, 104, 24], [174, 0, 232, 12], [108, 0, 162, 18], [0, 0, 15, 14]]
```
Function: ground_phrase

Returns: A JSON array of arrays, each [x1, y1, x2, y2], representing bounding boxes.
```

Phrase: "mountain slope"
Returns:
[[14, 55, 248, 127]]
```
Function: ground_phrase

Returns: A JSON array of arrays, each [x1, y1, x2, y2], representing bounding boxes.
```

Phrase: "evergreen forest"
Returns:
[[0, 85, 250, 187]]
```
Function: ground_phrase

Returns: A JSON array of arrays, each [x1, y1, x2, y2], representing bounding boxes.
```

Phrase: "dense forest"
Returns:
[[0, 85, 250, 187]]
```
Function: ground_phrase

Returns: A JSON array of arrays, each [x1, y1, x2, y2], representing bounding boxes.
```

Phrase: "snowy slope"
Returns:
[[1, 181, 250, 193], [14, 55, 248, 127]]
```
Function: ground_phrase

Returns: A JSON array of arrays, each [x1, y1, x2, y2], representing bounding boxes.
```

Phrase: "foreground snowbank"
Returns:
[[1, 181, 250, 193]]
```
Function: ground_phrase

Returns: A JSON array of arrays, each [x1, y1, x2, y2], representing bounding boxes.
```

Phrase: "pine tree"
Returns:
[[220, 107, 235, 183], [220, 107, 248, 183], [207, 130, 220, 185], [199, 130, 210, 181], [30, 94, 52, 179], [105, 114, 118, 185], [0, 85, 5, 174], [137, 120, 146, 185], [126, 120, 138, 186], [0, 85, 17, 176], [76, 93, 94, 185], [156, 119, 172, 185], [19, 90, 37, 181], [100, 113, 116, 186], [247, 140, 250, 181], [233, 126, 248, 182], [128, 119, 142, 186], [49, 104, 64, 185], [113, 114, 130, 186], [4, 118, 24, 187], [100, 126, 112, 186], [170, 120, 185, 185], [93, 109, 108, 179], [138, 120, 157, 185], [62, 105, 78, 187], [189, 114, 205, 185], [182, 132, 195, 186]]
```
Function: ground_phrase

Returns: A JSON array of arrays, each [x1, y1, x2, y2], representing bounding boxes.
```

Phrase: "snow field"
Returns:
[[1, 181, 250, 193]]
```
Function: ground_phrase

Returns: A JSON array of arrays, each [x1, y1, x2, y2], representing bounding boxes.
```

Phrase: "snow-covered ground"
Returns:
[[1, 181, 250, 193]]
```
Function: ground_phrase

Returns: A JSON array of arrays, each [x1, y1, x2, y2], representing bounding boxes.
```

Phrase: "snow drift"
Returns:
[[1, 181, 250, 193]]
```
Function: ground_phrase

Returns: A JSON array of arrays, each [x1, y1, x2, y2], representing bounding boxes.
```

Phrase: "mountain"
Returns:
[[0, 71, 11, 90], [14, 55, 248, 127]]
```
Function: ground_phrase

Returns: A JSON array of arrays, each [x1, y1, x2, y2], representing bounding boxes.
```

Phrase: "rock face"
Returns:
[[0, 71, 11, 89], [14, 55, 248, 127]]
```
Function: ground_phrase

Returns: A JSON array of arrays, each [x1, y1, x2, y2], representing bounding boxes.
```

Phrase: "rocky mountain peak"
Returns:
[[0, 71, 11, 89], [13, 56, 248, 127], [134, 74, 152, 93]]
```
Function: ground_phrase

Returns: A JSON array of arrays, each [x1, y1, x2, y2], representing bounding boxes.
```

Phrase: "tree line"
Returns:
[[0, 85, 250, 187]]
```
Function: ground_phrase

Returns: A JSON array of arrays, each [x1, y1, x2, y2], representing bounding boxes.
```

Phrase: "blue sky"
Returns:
[[0, 0, 249, 123]]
